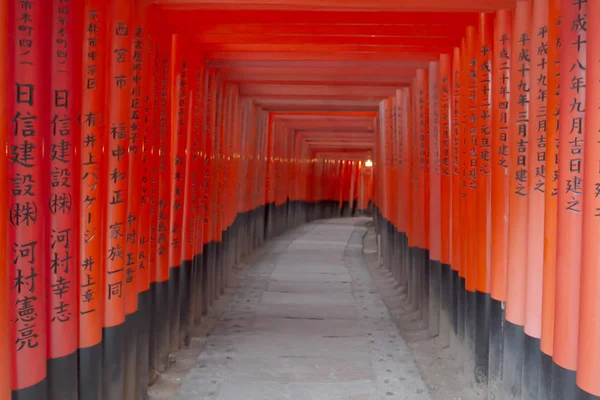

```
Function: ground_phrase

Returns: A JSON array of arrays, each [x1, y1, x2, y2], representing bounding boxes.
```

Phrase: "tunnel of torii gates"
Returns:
[[2, 0, 600, 399]]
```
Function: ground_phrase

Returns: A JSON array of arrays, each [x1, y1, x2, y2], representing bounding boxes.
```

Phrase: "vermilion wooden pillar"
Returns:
[[458, 37, 467, 344], [428, 60, 442, 338], [450, 46, 461, 341], [464, 24, 477, 361], [489, 9, 512, 400], [79, 1, 107, 398], [146, 34, 161, 383], [539, 0, 560, 396], [0, 0, 10, 398], [521, 1, 548, 398], [474, 12, 493, 385], [167, 34, 188, 355], [190, 55, 206, 327], [438, 53, 452, 349], [151, 29, 173, 378], [132, 1, 153, 397], [47, 0, 83, 398], [504, 2, 532, 398], [552, 0, 587, 398], [578, 2, 600, 397], [8, 0, 51, 398], [102, 1, 133, 399], [202, 68, 216, 313]]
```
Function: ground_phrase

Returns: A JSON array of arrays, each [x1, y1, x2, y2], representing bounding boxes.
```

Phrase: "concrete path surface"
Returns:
[[174, 219, 431, 400]]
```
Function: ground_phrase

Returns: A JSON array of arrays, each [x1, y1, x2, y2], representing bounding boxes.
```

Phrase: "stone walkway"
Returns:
[[174, 219, 431, 400]]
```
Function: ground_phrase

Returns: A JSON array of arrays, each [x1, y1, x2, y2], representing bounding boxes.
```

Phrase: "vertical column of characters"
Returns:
[[449, 47, 461, 340], [224, 87, 235, 232], [219, 84, 230, 239], [0, 0, 10, 397], [421, 72, 430, 257], [429, 62, 441, 263], [8, 0, 51, 397], [522, 0, 548, 394], [394, 93, 402, 229], [125, 0, 148, 322], [577, 0, 600, 397], [180, 41, 197, 346], [134, 5, 154, 396], [439, 55, 451, 267], [504, 1, 533, 397], [153, 33, 172, 372], [215, 80, 226, 247], [416, 70, 427, 252], [429, 60, 442, 337], [488, 10, 512, 398], [383, 99, 392, 223], [475, 14, 493, 297], [102, 1, 132, 398], [395, 90, 404, 235], [423, 71, 431, 259], [540, 0, 560, 380], [231, 87, 241, 227], [145, 35, 159, 359], [465, 25, 477, 297], [438, 54, 452, 348], [192, 61, 205, 265], [474, 12, 494, 385], [123, 1, 148, 397], [490, 10, 512, 308], [401, 88, 411, 282], [146, 37, 160, 375], [136, 1, 153, 302], [180, 50, 199, 328], [409, 80, 420, 309], [202, 69, 215, 251], [392, 96, 399, 228], [506, 0, 533, 322], [167, 35, 188, 352], [372, 112, 379, 216], [458, 38, 468, 286], [210, 77, 221, 252], [464, 25, 478, 360], [451, 47, 462, 276], [190, 58, 205, 325], [79, 2, 106, 398], [48, 0, 83, 396], [212, 79, 223, 247], [553, 0, 587, 396], [219, 84, 233, 278], [408, 82, 417, 250], [202, 68, 216, 309]]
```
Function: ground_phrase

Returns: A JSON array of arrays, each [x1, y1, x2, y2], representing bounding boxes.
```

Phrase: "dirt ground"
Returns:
[[362, 221, 486, 400]]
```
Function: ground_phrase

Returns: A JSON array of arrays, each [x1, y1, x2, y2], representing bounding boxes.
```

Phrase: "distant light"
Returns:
[[365, 159, 373, 167]]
